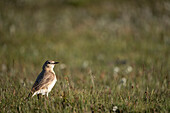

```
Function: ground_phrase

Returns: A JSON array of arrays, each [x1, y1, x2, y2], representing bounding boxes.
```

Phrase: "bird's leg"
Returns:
[[37, 94, 40, 100], [46, 93, 49, 100], [47, 93, 48, 97]]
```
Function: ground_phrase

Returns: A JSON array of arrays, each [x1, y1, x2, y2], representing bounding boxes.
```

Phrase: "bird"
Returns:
[[27, 60, 59, 99]]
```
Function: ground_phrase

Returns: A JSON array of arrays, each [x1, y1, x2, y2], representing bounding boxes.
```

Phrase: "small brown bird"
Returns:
[[27, 60, 59, 99]]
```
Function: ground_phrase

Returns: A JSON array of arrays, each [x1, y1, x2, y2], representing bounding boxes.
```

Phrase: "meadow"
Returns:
[[0, 0, 169, 112]]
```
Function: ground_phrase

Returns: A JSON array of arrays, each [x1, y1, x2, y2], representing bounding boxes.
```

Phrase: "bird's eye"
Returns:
[[47, 62, 50, 64]]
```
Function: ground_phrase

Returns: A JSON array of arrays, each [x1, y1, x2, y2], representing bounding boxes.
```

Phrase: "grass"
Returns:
[[0, 0, 170, 112]]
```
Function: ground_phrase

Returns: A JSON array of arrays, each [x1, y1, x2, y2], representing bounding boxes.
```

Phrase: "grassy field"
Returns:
[[0, 0, 170, 112]]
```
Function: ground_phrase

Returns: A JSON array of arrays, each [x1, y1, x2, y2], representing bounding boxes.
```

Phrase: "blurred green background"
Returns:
[[0, 0, 169, 112]]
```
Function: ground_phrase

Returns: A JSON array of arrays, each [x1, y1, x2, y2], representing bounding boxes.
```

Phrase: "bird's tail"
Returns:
[[25, 92, 33, 101]]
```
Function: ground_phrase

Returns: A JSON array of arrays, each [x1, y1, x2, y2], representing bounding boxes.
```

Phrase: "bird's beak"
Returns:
[[54, 62, 59, 64]]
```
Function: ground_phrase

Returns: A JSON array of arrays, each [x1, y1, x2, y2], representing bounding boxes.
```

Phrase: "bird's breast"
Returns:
[[47, 76, 57, 92]]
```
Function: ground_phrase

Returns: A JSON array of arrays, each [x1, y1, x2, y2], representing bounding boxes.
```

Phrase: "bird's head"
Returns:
[[42, 60, 59, 71]]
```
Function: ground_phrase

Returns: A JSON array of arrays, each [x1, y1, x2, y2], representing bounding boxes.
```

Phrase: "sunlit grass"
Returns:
[[0, 0, 169, 112]]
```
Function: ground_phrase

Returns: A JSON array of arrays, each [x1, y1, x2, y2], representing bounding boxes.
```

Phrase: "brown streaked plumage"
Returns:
[[28, 60, 59, 99]]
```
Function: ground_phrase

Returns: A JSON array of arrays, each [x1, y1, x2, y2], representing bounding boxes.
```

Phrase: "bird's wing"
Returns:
[[31, 71, 55, 92]]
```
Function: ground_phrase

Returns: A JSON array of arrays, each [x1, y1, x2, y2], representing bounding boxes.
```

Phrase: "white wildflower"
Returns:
[[82, 61, 89, 68], [60, 63, 67, 70], [126, 66, 133, 73], [121, 77, 126, 86], [114, 67, 120, 74], [113, 106, 118, 112]]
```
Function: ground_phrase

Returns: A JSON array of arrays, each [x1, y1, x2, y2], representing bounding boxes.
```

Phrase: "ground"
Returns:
[[0, 0, 170, 112]]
